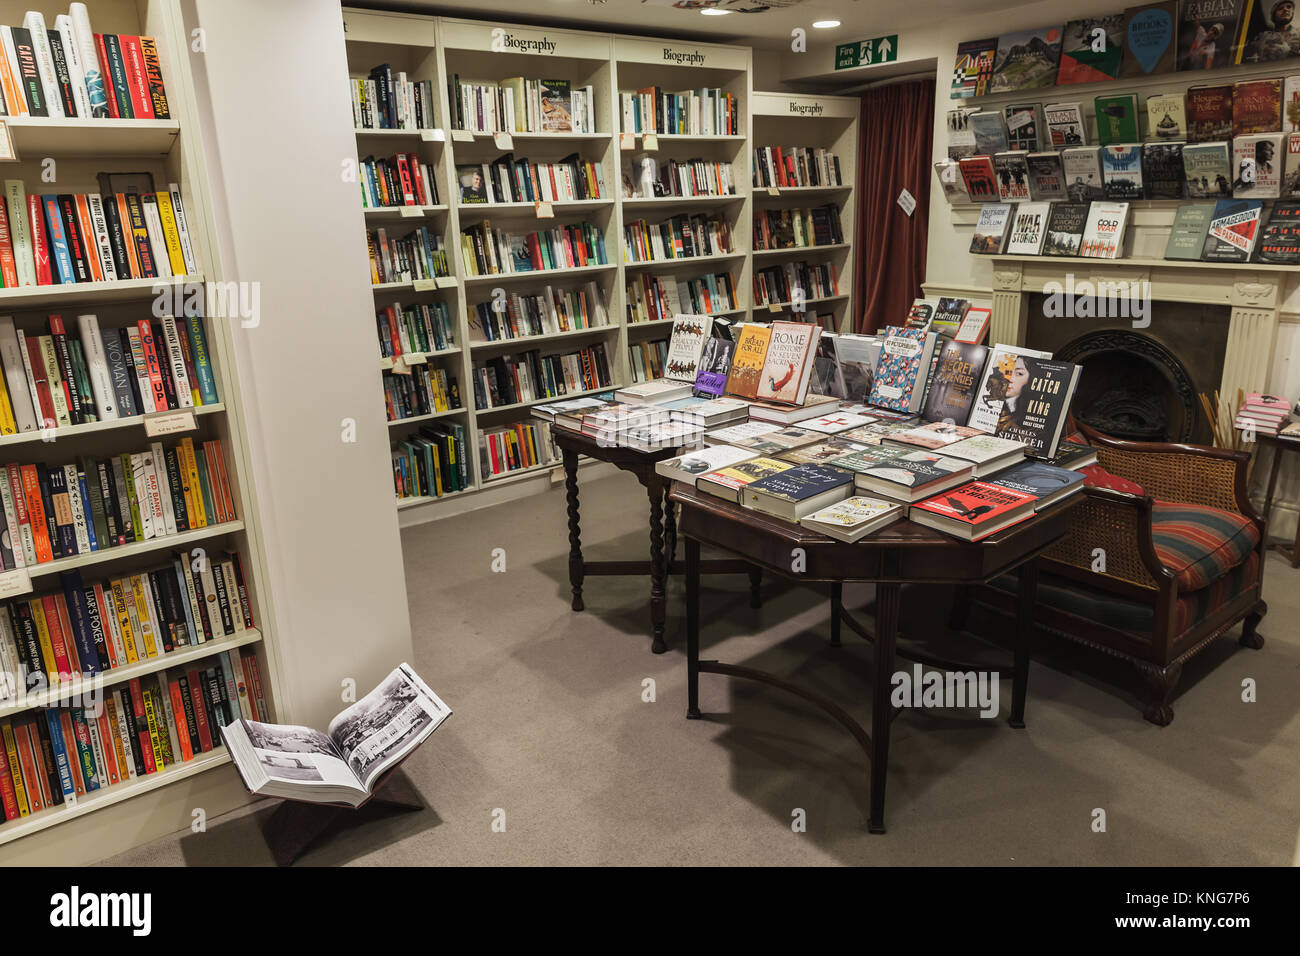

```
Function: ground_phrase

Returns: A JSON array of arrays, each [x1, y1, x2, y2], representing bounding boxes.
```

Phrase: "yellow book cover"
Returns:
[[154, 190, 188, 276], [110, 578, 140, 663], [141, 686, 165, 770], [28, 598, 57, 683], [2, 722, 29, 816], [429, 443, 443, 498], [179, 438, 207, 527], [725, 325, 771, 401], [129, 575, 158, 658], [0, 373, 16, 434]]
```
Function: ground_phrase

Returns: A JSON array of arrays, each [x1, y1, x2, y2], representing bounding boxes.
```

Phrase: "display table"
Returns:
[[670, 483, 1082, 833], [551, 427, 761, 653], [1259, 433, 1300, 568]]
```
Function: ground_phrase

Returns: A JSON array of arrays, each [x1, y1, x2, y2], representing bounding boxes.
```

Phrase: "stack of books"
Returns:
[[1235, 393, 1292, 438]]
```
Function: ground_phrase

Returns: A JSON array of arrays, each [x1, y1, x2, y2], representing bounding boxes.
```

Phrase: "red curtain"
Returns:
[[852, 80, 935, 333]]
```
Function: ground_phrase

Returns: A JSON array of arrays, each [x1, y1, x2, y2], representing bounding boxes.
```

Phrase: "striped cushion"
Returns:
[[1152, 501, 1260, 592], [1172, 552, 1260, 635]]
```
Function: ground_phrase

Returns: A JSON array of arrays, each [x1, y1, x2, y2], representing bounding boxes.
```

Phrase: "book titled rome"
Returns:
[[755, 320, 820, 405]]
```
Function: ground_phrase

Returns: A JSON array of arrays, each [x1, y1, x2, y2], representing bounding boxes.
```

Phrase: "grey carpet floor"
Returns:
[[102, 469, 1300, 865]]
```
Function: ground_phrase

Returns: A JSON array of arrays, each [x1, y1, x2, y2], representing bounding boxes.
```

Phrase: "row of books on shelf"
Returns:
[[461, 220, 608, 277], [753, 261, 840, 307], [0, 548, 253, 694], [351, 64, 437, 131], [472, 342, 613, 410], [754, 205, 845, 251], [629, 338, 668, 383], [0, 436, 237, 574], [458, 155, 607, 205], [753, 146, 844, 189], [0, 649, 265, 821], [627, 270, 738, 324], [972, 197, 1298, 263], [449, 75, 596, 135], [467, 282, 609, 343], [367, 225, 450, 284], [0, 6, 168, 120], [383, 366, 461, 423], [392, 422, 468, 501], [0, 177, 197, 287], [359, 152, 441, 210], [952, 11, 1300, 99], [1234, 391, 1297, 437], [377, 301, 455, 361], [621, 158, 737, 199], [479, 420, 557, 480], [0, 312, 217, 436], [949, 79, 1300, 159], [623, 213, 733, 263], [619, 86, 739, 136], [943, 136, 1300, 205]]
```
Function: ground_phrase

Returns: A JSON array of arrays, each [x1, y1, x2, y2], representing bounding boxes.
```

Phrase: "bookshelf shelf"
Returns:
[[622, 251, 745, 271], [4, 117, 182, 157], [752, 243, 851, 258], [0, 748, 231, 849], [456, 199, 615, 214], [987, 254, 1300, 273], [0, 629, 264, 722], [482, 458, 562, 484], [10, 521, 246, 583], [387, 408, 467, 428], [379, 348, 461, 369], [0, 404, 226, 450], [371, 279, 456, 293], [354, 127, 444, 140], [364, 204, 449, 220], [0, 276, 204, 307], [622, 195, 744, 209], [397, 487, 477, 510], [627, 309, 743, 332], [460, 131, 611, 143], [475, 384, 611, 417], [755, 293, 848, 309], [468, 325, 614, 351], [754, 185, 853, 198], [461, 263, 615, 284], [632, 133, 746, 143]]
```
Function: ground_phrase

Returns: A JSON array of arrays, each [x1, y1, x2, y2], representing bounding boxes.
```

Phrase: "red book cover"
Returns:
[[55, 596, 83, 674], [12, 723, 41, 811], [41, 595, 75, 679], [186, 669, 213, 753], [118, 36, 154, 119], [1233, 78, 1282, 136], [23, 336, 55, 429], [1186, 84, 1234, 142], [95, 711, 120, 784], [913, 480, 1037, 540], [0, 196, 18, 288], [243, 652, 266, 720], [0, 739, 18, 819], [395, 153, 415, 205], [168, 681, 194, 762], [526, 233, 542, 270], [26, 195, 52, 286], [94, 34, 120, 118], [408, 153, 427, 205], [136, 320, 168, 411], [127, 679, 156, 774]]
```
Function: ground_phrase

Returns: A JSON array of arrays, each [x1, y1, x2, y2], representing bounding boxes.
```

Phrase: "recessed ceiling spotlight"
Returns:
[[701, 8, 733, 14], [813, 19, 841, 28]]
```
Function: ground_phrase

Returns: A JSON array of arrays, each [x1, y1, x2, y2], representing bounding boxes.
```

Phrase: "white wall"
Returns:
[[182, 0, 414, 728]]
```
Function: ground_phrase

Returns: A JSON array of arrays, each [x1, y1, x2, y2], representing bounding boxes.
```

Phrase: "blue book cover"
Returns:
[[68, 708, 100, 791], [181, 314, 219, 405], [745, 462, 853, 502], [43, 709, 77, 802], [867, 326, 937, 413], [41, 195, 77, 284], [59, 570, 101, 675], [986, 461, 1085, 505], [77, 472, 98, 552]]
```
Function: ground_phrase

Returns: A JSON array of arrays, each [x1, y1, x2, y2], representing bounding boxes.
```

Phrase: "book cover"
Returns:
[[1183, 140, 1234, 196], [1201, 198, 1264, 259], [969, 202, 1013, 254], [724, 324, 770, 401], [958, 156, 1000, 202], [912, 481, 1037, 537], [955, 307, 991, 345], [867, 327, 936, 413], [697, 456, 793, 501], [798, 412, 877, 435], [1287, 133, 1300, 198], [808, 335, 847, 399], [1147, 92, 1188, 138], [693, 335, 735, 397], [993, 151, 1032, 201], [951, 37, 998, 98], [1288, 74, 1300, 132], [1043, 440, 1100, 469], [1233, 77, 1282, 133], [1233, 132, 1285, 197], [991, 26, 1063, 93], [1177, 0, 1246, 70], [663, 314, 714, 383], [779, 437, 870, 465], [1143, 142, 1187, 198], [1003, 103, 1041, 151], [860, 450, 973, 490], [944, 433, 1027, 469], [1005, 201, 1052, 254], [971, 111, 1010, 155], [1044, 102, 1087, 147], [1081, 201, 1130, 257], [1062, 146, 1106, 200], [1043, 202, 1090, 255], [1058, 15, 1125, 83], [889, 421, 984, 450], [986, 461, 1086, 504], [1256, 200, 1300, 263], [655, 445, 756, 485], [1102, 145, 1145, 199], [833, 334, 883, 401], [539, 79, 572, 133], [1095, 93, 1141, 144], [1238, 0, 1300, 63], [932, 297, 968, 334], [1122, 2, 1179, 75], [967, 344, 1053, 432], [1026, 151, 1068, 200], [947, 107, 978, 160], [1186, 83, 1235, 141], [934, 160, 970, 203], [800, 496, 902, 539], [1164, 203, 1216, 258], [992, 358, 1080, 458], [756, 321, 819, 405], [743, 462, 853, 505]]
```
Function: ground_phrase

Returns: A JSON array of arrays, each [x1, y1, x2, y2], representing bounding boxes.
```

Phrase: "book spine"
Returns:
[[10, 27, 48, 118], [47, 316, 84, 424], [153, 189, 187, 277], [117, 35, 152, 118], [3, 181, 34, 286], [68, 5, 107, 117], [184, 316, 219, 404], [138, 36, 168, 118], [21, 12, 63, 118], [100, 34, 131, 118], [159, 315, 193, 408], [166, 185, 196, 275], [45, 26, 77, 117], [0, 194, 20, 289], [135, 320, 168, 411], [140, 196, 171, 279], [85, 194, 119, 282], [122, 194, 156, 278], [53, 16, 91, 119], [75, 313, 118, 420], [41, 196, 75, 284], [28, 195, 53, 286]]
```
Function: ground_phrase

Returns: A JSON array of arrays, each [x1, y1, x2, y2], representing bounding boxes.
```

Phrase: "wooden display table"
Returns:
[[670, 484, 1082, 833], [1259, 433, 1300, 568]]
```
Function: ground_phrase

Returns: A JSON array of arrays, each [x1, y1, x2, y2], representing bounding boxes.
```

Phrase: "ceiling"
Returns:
[[352, 0, 1026, 49]]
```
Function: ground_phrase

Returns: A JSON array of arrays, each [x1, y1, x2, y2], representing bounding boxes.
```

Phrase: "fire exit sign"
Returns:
[[835, 35, 898, 70]]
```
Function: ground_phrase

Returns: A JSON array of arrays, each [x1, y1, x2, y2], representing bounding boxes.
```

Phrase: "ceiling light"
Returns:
[[813, 19, 841, 28], [701, 8, 733, 14]]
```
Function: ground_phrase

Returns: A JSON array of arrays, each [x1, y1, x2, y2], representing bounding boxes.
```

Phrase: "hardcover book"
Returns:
[[1062, 146, 1106, 200], [993, 151, 1032, 201], [1233, 132, 1285, 197], [991, 358, 1081, 458], [839, 422, 917, 447], [809, 335, 847, 399], [853, 450, 975, 503], [908, 297, 943, 329], [1177, 0, 1245, 71], [724, 425, 822, 456], [1143, 142, 1187, 198], [1043, 202, 1090, 255], [985, 461, 1086, 508], [1081, 200, 1131, 257], [910, 481, 1037, 540], [972, 111, 1011, 155], [724, 324, 771, 401], [951, 37, 998, 99], [778, 437, 870, 465], [867, 327, 938, 414], [539, 79, 572, 133], [1257, 200, 1300, 263], [755, 321, 821, 406], [991, 26, 1064, 93], [1288, 75, 1300, 133], [955, 307, 991, 344], [799, 412, 877, 435], [833, 334, 884, 401], [934, 160, 970, 202], [1164, 203, 1216, 258], [1003, 104, 1042, 151], [1121, 2, 1179, 76], [1286, 133, 1300, 198], [1058, 15, 1125, 84], [1102, 145, 1145, 199], [1186, 84, 1235, 141], [1005, 201, 1052, 254], [958, 156, 1000, 202], [1026, 151, 1068, 200], [741, 462, 854, 521], [967, 343, 1054, 433], [1183, 140, 1234, 196], [827, 444, 908, 476], [655, 444, 756, 485], [703, 420, 780, 446], [663, 314, 714, 383], [970, 202, 1014, 254], [1043, 440, 1100, 470], [1045, 102, 1088, 147], [693, 335, 736, 397], [1095, 93, 1141, 144], [1233, 77, 1283, 134], [696, 456, 793, 503], [942, 433, 1028, 476], [886, 421, 984, 450], [1147, 92, 1188, 138], [932, 297, 969, 335], [947, 107, 979, 160], [799, 496, 903, 542], [1239, 0, 1300, 63], [1201, 198, 1264, 260]]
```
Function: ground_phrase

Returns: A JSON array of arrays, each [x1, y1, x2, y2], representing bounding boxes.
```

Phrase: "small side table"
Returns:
[[1259, 433, 1300, 568]]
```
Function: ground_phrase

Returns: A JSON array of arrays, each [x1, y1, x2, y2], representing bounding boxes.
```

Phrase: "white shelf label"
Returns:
[[399, 206, 422, 218], [451, 128, 474, 142], [380, 356, 394, 370], [434, 275, 457, 289], [767, 186, 780, 197], [0, 569, 32, 598], [535, 201, 554, 219], [619, 132, 635, 150], [405, 352, 428, 365], [642, 133, 659, 151], [413, 278, 438, 292], [421, 128, 447, 142], [494, 131, 514, 150], [767, 302, 781, 314], [0, 120, 15, 163], [144, 408, 197, 438]]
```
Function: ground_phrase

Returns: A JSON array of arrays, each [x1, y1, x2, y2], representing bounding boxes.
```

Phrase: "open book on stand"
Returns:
[[221, 664, 451, 807]]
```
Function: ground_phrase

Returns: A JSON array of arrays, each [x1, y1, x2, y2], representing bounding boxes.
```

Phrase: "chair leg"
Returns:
[[1240, 600, 1266, 650], [1138, 661, 1182, 727]]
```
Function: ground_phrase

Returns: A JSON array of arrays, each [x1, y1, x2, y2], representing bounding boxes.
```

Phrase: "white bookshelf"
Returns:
[[0, 0, 279, 849]]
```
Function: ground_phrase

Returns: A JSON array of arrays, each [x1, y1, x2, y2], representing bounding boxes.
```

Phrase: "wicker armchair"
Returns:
[[976, 423, 1266, 725]]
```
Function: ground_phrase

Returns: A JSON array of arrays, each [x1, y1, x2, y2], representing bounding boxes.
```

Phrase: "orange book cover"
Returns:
[[115, 194, 142, 278], [12, 722, 41, 812], [58, 711, 85, 795], [168, 681, 194, 761], [23, 721, 54, 809], [41, 595, 77, 678], [74, 195, 104, 282], [95, 711, 120, 784], [724, 324, 771, 400], [19, 465, 53, 563]]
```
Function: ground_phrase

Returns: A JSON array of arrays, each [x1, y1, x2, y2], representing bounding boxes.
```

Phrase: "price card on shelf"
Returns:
[[380, 356, 394, 370], [144, 408, 197, 438], [0, 569, 32, 599], [642, 133, 659, 151], [494, 131, 514, 150], [767, 186, 780, 197], [535, 201, 554, 219], [619, 132, 635, 150], [421, 128, 447, 142], [391, 355, 412, 376], [434, 275, 458, 289], [405, 352, 427, 365], [767, 302, 782, 314], [0, 120, 15, 162], [451, 128, 474, 142], [413, 278, 438, 292], [400, 206, 422, 218]]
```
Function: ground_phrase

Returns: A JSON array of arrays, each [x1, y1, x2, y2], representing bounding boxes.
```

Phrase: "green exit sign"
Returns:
[[835, 35, 898, 70]]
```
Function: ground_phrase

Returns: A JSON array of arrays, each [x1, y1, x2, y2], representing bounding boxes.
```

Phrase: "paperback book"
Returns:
[[1058, 15, 1125, 83], [741, 463, 854, 522], [1063, 146, 1106, 200], [1202, 198, 1264, 260], [799, 496, 903, 542], [867, 327, 938, 414], [697, 456, 793, 503], [970, 202, 1014, 254], [1122, 1, 1179, 76]]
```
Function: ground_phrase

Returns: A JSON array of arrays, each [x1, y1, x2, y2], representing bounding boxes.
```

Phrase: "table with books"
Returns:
[[1247, 393, 1300, 568]]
